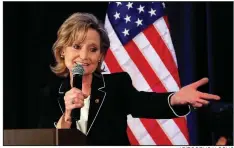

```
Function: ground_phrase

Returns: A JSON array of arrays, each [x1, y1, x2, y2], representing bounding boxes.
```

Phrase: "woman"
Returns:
[[38, 12, 220, 145]]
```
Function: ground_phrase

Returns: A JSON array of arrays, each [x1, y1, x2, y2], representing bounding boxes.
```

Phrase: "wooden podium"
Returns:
[[4, 129, 86, 145]]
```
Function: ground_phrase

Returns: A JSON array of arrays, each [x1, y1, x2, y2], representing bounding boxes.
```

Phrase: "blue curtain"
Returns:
[[166, 2, 233, 145]]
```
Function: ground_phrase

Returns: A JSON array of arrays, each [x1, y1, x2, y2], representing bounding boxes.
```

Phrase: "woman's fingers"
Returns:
[[64, 90, 86, 102], [189, 78, 209, 89], [190, 94, 215, 108], [66, 102, 84, 110], [198, 92, 220, 100], [64, 87, 87, 111], [65, 98, 85, 109], [196, 99, 209, 105], [65, 87, 82, 96], [188, 91, 221, 108], [65, 97, 84, 106], [193, 102, 203, 108], [66, 93, 85, 101]]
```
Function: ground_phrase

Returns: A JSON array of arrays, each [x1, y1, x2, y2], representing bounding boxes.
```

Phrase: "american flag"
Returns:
[[102, 2, 189, 145]]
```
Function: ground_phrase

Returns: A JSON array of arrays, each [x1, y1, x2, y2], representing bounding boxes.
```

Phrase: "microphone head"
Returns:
[[72, 63, 84, 76]]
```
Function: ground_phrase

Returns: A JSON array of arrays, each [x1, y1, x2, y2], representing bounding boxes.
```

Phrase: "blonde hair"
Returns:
[[50, 12, 110, 77]]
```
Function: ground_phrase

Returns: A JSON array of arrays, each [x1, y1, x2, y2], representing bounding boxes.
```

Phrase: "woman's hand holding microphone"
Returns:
[[64, 87, 88, 122], [56, 87, 87, 128]]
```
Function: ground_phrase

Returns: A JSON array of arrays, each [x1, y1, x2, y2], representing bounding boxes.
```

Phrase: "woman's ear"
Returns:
[[60, 50, 65, 58], [61, 50, 65, 55]]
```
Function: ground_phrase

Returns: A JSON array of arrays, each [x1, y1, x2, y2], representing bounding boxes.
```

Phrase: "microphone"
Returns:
[[71, 63, 84, 121]]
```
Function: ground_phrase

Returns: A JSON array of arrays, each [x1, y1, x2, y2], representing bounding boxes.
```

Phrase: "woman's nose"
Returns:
[[79, 48, 88, 60]]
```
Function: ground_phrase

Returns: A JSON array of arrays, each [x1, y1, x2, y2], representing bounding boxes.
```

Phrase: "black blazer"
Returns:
[[38, 72, 190, 145]]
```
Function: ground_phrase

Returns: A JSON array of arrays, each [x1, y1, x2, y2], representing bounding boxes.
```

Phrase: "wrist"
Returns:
[[170, 93, 176, 106], [64, 112, 72, 123], [56, 114, 72, 129]]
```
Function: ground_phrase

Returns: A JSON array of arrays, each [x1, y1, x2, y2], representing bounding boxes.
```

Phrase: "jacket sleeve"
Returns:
[[123, 72, 191, 119], [37, 86, 56, 128]]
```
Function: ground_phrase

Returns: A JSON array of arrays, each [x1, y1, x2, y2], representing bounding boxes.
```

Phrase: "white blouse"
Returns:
[[76, 95, 90, 135]]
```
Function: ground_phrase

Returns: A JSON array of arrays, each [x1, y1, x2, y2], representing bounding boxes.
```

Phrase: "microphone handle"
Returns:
[[71, 74, 82, 121]]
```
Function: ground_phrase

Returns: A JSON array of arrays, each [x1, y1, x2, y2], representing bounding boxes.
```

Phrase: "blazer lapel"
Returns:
[[57, 77, 70, 114], [86, 73, 106, 135]]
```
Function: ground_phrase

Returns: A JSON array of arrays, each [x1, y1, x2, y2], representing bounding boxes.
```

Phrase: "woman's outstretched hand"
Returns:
[[170, 78, 220, 108]]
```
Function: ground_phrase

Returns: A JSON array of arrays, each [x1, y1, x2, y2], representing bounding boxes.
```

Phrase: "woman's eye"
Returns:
[[90, 48, 97, 52], [73, 44, 81, 49]]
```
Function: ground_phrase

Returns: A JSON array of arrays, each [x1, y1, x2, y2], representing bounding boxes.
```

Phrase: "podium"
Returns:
[[4, 129, 86, 145]]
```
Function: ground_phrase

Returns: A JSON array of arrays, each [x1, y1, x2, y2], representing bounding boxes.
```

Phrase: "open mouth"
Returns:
[[76, 62, 90, 66]]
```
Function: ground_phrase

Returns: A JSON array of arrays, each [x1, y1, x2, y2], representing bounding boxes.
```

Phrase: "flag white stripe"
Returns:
[[139, 134, 157, 145], [157, 119, 188, 145], [127, 115, 156, 145], [153, 17, 178, 67], [133, 32, 179, 91], [172, 132, 189, 145]]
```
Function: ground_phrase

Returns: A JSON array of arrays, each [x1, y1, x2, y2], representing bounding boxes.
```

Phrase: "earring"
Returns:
[[61, 51, 64, 58]]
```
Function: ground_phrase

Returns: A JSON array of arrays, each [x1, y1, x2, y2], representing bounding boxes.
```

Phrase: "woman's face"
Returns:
[[62, 28, 102, 76]]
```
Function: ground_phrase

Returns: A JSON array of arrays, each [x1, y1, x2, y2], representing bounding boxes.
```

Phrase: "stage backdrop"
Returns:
[[3, 2, 233, 145]]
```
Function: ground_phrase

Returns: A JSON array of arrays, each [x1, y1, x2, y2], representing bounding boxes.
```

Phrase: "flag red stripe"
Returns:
[[127, 126, 140, 145], [173, 117, 190, 143], [140, 118, 173, 145], [163, 16, 170, 29], [143, 25, 181, 88], [124, 41, 167, 92], [105, 49, 123, 73]]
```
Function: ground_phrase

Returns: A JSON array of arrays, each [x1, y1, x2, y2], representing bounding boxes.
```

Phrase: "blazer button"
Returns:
[[95, 99, 99, 104]]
